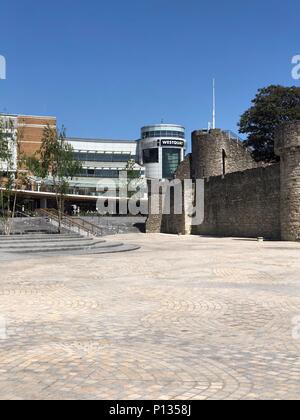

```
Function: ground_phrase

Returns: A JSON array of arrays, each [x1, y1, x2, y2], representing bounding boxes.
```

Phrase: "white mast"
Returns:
[[212, 78, 216, 129]]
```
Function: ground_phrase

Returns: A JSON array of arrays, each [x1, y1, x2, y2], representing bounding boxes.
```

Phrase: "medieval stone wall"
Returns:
[[161, 155, 192, 235], [192, 164, 281, 240], [192, 129, 260, 179], [275, 122, 300, 241], [146, 123, 300, 241]]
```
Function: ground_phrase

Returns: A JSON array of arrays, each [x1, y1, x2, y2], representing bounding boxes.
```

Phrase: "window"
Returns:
[[142, 131, 185, 140], [143, 148, 159, 164], [222, 149, 227, 175], [76, 169, 120, 178], [162, 148, 181, 179], [73, 152, 133, 163], [95, 169, 119, 178]]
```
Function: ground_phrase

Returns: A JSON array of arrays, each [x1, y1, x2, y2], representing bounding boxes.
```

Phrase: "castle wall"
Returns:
[[145, 180, 164, 234], [275, 122, 300, 241], [192, 129, 259, 179], [146, 123, 300, 242], [192, 164, 281, 240], [161, 155, 192, 235]]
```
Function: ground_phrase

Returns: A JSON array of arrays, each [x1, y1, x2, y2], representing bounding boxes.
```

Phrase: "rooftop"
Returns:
[[0, 113, 56, 120], [67, 137, 138, 144]]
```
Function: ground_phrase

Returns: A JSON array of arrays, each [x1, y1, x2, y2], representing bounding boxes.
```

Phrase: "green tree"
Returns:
[[239, 85, 300, 162], [124, 159, 143, 198], [126, 159, 141, 182], [0, 118, 27, 235], [28, 125, 82, 233]]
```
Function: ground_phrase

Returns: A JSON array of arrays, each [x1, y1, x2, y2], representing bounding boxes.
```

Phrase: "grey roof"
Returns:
[[67, 137, 138, 144]]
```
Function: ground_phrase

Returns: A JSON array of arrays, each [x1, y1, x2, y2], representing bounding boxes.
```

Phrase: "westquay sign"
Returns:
[[160, 140, 185, 147], [0, 55, 6, 80], [160, 139, 185, 147]]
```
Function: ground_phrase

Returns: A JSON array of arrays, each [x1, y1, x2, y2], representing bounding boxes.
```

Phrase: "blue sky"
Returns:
[[0, 0, 299, 148]]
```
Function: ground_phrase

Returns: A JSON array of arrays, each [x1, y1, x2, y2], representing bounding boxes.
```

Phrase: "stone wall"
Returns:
[[145, 180, 164, 234], [192, 129, 260, 179], [275, 122, 300, 241], [193, 164, 281, 240], [145, 156, 194, 235], [175, 154, 192, 180], [146, 123, 300, 241], [161, 155, 193, 235]]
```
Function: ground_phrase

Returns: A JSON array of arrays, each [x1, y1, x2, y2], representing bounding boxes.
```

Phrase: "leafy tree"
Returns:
[[239, 85, 300, 162], [126, 159, 141, 182], [0, 118, 27, 235], [124, 159, 144, 199], [28, 125, 82, 233]]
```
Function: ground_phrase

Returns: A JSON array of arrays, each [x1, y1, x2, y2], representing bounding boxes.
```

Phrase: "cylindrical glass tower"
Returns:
[[139, 124, 186, 179]]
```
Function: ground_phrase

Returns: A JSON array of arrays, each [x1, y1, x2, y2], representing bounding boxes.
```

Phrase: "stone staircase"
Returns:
[[81, 216, 146, 236], [5, 216, 68, 236], [37, 209, 104, 237], [0, 233, 140, 259]]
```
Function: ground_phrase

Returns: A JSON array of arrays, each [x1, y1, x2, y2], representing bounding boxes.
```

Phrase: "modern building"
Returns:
[[1, 114, 186, 210], [17, 115, 57, 156], [68, 124, 187, 192], [0, 113, 57, 174], [139, 124, 186, 179], [67, 137, 144, 196], [0, 113, 57, 156], [0, 114, 18, 173]]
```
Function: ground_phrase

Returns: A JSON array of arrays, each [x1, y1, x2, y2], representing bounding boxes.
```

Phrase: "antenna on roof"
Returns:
[[212, 78, 216, 129]]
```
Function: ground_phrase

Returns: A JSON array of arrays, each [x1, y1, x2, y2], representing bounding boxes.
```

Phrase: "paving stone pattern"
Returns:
[[0, 234, 300, 400]]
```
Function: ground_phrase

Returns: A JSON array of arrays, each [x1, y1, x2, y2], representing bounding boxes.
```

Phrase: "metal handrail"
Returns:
[[37, 209, 84, 235], [38, 209, 103, 236], [64, 214, 104, 236], [223, 130, 243, 143]]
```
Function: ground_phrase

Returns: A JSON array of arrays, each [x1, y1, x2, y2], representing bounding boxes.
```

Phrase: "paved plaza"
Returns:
[[0, 233, 300, 400]]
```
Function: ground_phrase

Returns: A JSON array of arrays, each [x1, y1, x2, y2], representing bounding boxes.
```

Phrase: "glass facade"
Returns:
[[76, 168, 142, 178], [142, 148, 159, 164], [73, 152, 134, 162], [162, 148, 181, 179], [77, 169, 120, 178], [142, 131, 185, 139]]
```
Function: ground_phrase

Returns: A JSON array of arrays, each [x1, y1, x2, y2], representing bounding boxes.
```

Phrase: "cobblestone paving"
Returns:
[[0, 234, 300, 400]]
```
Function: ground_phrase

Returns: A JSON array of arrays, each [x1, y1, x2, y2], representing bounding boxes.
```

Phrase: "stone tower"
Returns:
[[192, 129, 258, 179], [275, 122, 300, 241]]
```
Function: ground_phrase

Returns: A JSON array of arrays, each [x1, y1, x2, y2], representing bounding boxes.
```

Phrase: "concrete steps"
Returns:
[[6, 217, 70, 236], [0, 234, 82, 241], [0, 235, 84, 244], [0, 239, 106, 250], [0, 233, 140, 258]]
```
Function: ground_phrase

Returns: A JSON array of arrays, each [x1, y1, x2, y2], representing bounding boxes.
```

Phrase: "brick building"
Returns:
[[17, 115, 57, 157]]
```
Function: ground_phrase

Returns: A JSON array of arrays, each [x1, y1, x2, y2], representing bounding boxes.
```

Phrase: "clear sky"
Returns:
[[0, 0, 299, 148]]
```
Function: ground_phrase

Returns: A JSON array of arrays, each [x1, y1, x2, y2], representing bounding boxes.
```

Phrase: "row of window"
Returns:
[[142, 131, 185, 139], [73, 152, 136, 163], [76, 169, 142, 178]]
